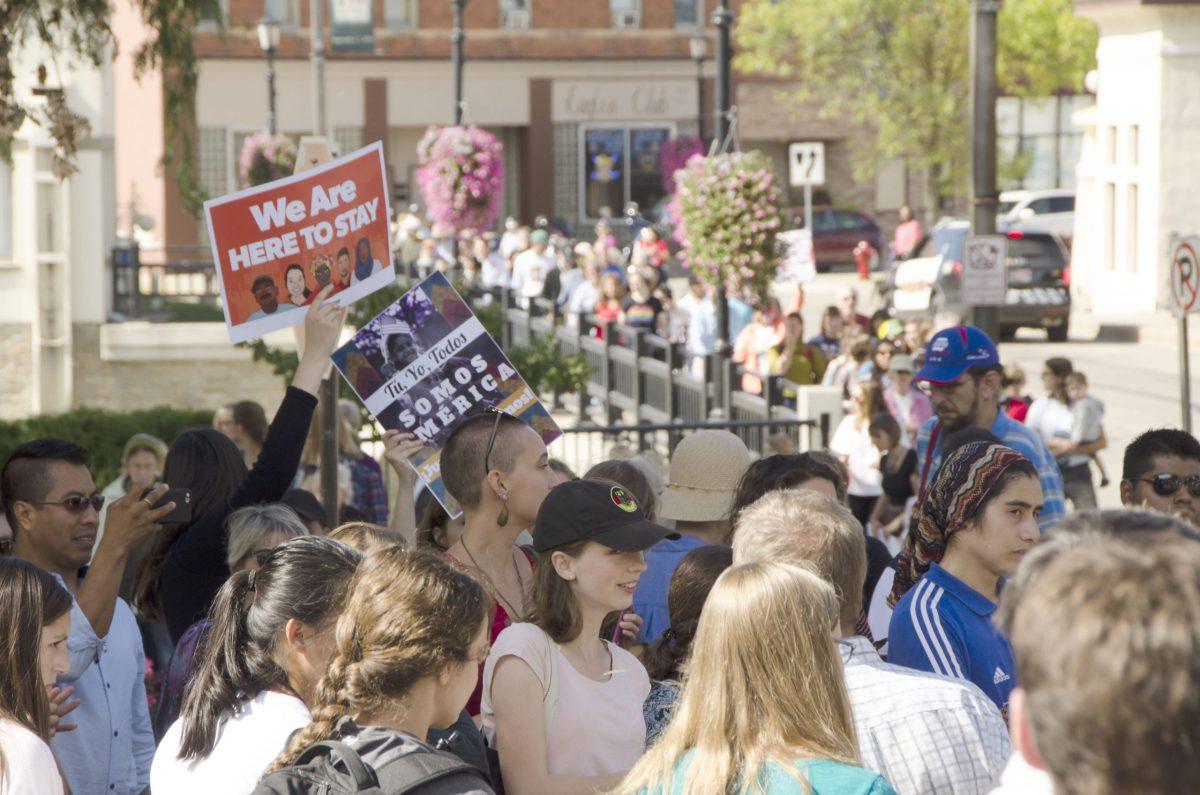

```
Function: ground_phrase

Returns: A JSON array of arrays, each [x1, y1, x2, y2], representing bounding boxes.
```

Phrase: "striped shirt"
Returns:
[[841, 636, 1011, 795], [888, 564, 1016, 714], [915, 411, 1066, 530]]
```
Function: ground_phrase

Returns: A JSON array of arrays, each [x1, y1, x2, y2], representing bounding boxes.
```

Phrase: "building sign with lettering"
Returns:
[[553, 80, 697, 123]]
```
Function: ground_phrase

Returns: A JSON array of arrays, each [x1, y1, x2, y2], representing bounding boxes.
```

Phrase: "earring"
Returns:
[[496, 492, 509, 527]]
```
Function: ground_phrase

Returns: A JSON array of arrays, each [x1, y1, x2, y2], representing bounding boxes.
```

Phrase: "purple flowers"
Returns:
[[238, 132, 298, 188], [658, 135, 706, 195], [669, 151, 784, 304], [416, 125, 505, 233]]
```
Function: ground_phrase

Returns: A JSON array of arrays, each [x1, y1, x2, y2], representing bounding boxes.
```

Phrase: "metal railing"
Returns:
[[549, 417, 830, 478], [468, 286, 836, 462]]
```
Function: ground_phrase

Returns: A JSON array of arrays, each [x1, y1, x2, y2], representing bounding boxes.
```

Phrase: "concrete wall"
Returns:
[[71, 323, 286, 414]]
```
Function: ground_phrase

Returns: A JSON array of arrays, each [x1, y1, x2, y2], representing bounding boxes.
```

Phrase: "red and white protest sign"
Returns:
[[204, 141, 394, 343]]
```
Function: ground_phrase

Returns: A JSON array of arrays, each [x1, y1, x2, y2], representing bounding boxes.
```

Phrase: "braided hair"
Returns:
[[271, 548, 490, 769]]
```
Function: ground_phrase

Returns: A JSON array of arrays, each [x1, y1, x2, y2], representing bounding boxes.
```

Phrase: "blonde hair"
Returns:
[[328, 522, 404, 554], [611, 562, 858, 795], [225, 504, 309, 570], [272, 548, 489, 769], [731, 490, 867, 633]]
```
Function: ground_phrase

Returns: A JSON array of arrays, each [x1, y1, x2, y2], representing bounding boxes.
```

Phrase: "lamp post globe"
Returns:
[[257, 15, 281, 135]]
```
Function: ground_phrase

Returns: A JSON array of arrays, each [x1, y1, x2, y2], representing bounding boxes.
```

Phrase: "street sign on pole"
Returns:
[[962, 235, 1008, 306], [1171, 235, 1200, 432], [788, 142, 825, 187]]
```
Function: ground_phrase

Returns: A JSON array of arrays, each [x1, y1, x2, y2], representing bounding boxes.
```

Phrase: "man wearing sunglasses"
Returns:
[[1121, 429, 1200, 527], [2, 438, 176, 795]]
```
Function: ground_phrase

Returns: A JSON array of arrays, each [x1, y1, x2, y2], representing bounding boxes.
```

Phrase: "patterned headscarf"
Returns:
[[889, 441, 1033, 606]]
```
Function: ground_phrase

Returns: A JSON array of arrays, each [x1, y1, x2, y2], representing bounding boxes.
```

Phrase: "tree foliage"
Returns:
[[1, 0, 219, 210], [735, 0, 1098, 206]]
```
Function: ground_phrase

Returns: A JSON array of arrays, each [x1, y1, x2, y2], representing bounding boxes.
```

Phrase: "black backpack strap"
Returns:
[[296, 740, 382, 792], [376, 746, 489, 795]]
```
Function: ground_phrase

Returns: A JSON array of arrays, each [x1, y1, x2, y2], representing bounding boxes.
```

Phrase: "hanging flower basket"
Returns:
[[238, 132, 298, 188], [416, 125, 505, 233], [668, 151, 784, 305], [658, 135, 706, 195]]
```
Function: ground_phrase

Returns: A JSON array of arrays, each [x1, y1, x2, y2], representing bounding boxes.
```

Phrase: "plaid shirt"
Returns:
[[915, 412, 1066, 529], [842, 636, 1011, 795]]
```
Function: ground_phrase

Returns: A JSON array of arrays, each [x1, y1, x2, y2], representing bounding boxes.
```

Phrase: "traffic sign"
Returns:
[[962, 235, 1008, 306], [1170, 235, 1200, 315], [788, 142, 825, 187]]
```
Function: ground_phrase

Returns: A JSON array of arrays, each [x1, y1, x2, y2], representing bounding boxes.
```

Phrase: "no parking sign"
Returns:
[[1171, 236, 1200, 315], [1170, 235, 1200, 433]]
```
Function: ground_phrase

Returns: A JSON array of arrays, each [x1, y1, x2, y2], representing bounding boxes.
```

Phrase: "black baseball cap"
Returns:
[[281, 488, 325, 525], [532, 479, 679, 553]]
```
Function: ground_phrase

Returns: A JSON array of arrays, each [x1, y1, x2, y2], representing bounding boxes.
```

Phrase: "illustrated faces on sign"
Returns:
[[252, 276, 280, 313]]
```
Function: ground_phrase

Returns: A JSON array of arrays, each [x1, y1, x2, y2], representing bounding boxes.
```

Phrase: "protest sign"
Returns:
[[332, 272, 562, 517], [204, 141, 394, 343]]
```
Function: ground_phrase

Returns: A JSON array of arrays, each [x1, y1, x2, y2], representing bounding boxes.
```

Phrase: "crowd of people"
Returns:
[[1, 272, 1198, 794]]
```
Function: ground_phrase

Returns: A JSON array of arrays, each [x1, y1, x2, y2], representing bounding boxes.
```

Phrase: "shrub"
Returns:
[[238, 132, 298, 188], [0, 406, 215, 489]]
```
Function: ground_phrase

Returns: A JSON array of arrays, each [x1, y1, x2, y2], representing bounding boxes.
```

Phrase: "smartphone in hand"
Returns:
[[140, 486, 193, 524]]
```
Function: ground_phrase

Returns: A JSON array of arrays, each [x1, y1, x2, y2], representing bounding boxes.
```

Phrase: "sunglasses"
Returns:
[[483, 406, 506, 475], [29, 494, 105, 513], [1131, 473, 1200, 499]]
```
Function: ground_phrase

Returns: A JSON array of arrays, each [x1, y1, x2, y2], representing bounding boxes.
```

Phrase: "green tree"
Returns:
[[735, 0, 1097, 207], [0, 1, 219, 210]]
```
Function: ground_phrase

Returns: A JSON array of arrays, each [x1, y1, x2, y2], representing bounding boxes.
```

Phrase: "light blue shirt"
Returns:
[[53, 593, 154, 795], [633, 534, 709, 644], [914, 410, 1066, 529], [641, 752, 896, 794]]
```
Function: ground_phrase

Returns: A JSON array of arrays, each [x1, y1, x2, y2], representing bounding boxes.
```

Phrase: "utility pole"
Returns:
[[969, 0, 1000, 340], [311, 0, 337, 524], [451, 0, 467, 125]]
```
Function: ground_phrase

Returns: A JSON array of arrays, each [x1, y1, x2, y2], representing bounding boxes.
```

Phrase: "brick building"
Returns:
[[119, 0, 928, 265]]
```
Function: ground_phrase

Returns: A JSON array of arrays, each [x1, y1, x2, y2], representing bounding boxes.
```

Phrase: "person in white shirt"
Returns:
[[510, 229, 555, 308], [151, 537, 361, 794], [830, 381, 887, 527], [0, 558, 73, 795], [732, 489, 1011, 795]]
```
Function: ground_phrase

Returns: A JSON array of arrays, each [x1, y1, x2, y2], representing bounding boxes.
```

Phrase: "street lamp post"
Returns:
[[257, 15, 281, 135], [710, 0, 734, 412], [712, 0, 733, 148], [451, 0, 468, 125], [689, 34, 708, 144]]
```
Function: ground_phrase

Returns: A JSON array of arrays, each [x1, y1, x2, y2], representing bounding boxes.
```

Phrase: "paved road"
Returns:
[[799, 266, 1200, 509]]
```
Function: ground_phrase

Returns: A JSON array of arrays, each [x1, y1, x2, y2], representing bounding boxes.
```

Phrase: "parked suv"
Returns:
[[881, 220, 1071, 342], [785, 207, 884, 272], [996, 189, 1075, 242]]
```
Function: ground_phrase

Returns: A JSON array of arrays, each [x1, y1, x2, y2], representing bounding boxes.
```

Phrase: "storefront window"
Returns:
[[581, 125, 673, 220]]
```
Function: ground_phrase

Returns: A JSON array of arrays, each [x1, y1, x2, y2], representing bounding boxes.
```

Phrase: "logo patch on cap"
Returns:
[[610, 486, 638, 513], [931, 337, 950, 354]]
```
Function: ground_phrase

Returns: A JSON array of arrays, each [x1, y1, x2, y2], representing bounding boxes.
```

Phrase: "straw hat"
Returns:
[[658, 430, 752, 523]]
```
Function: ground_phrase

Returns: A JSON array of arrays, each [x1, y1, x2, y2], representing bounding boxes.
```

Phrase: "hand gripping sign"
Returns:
[[204, 141, 395, 343], [332, 272, 562, 517]]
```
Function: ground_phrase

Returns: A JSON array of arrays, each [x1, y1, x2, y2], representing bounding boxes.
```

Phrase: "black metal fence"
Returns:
[[470, 286, 834, 463]]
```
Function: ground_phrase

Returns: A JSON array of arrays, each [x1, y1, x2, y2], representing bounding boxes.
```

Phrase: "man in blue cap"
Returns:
[[913, 325, 1066, 528]]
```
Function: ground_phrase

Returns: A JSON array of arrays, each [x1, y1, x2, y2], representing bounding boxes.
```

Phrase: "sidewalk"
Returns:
[[1070, 307, 1200, 345]]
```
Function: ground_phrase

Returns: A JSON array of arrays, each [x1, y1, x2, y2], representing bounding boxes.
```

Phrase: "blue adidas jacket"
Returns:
[[887, 563, 1016, 713]]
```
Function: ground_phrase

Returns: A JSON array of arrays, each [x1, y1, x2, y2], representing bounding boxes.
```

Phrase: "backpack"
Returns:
[[254, 724, 491, 795]]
